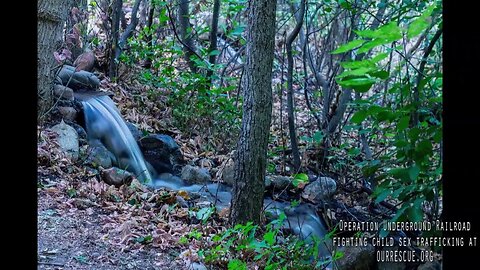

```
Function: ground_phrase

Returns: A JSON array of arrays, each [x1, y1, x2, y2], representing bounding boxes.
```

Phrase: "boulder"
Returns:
[[85, 145, 114, 168], [139, 134, 184, 175], [336, 245, 375, 270], [101, 167, 134, 187], [73, 50, 95, 72], [181, 165, 211, 184], [267, 175, 291, 190], [126, 122, 142, 142], [57, 106, 78, 122], [301, 177, 337, 204], [53, 85, 74, 101], [50, 120, 79, 161], [57, 65, 100, 90]]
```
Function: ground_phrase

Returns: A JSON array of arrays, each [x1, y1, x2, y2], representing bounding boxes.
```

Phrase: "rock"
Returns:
[[268, 175, 291, 190], [53, 85, 74, 101], [301, 177, 337, 203], [220, 161, 235, 186], [57, 65, 100, 90], [67, 122, 87, 144], [85, 145, 114, 168], [126, 122, 142, 142], [57, 106, 78, 122], [418, 261, 442, 270], [187, 262, 207, 270], [50, 120, 79, 161], [139, 134, 184, 175], [73, 198, 96, 210], [336, 244, 375, 270], [181, 165, 211, 184], [101, 167, 134, 187], [73, 50, 95, 72]]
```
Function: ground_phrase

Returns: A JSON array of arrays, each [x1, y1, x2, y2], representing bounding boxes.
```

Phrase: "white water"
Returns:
[[82, 95, 153, 183]]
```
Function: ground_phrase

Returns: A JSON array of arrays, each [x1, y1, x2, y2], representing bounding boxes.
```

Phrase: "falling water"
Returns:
[[81, 95, 153, 183], [79, 94, 330, 262]]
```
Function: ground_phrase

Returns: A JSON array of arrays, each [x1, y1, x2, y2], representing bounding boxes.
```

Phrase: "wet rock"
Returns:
[[126, 122, 142, 142], [188, 262, 207, 270], [50, 120, 79, 161], [181, 165, 211, 184], [53, 85, 74, 100], [57, 106, 78, 122], [301, 177, 337, 203], [85, 145, 114, 168], [268, 175, 291, 190], [57, 65, 100, 90], [67, 122, 87, 145], [101, 167, 134, 187], [336, 244, 375, 270], [139, 134, 184, 175]]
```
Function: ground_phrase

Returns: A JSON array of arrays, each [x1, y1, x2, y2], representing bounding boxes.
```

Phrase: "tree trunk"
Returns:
[[230, 0, 277, 226], [177, 0, 197, 73], [285, 0, 305, 172], [206, 0, 220, 87], [109, 0, 123, 79], [37, 0, 72, 116]]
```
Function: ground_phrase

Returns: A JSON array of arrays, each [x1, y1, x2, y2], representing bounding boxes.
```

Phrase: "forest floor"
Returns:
[[37, 191, 183, 270]]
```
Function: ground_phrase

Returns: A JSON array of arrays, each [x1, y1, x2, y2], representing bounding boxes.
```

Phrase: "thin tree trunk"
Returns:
[[109, 0, 123, 78], [143, 2, 156, 69], [230, 0, 277, 226], [206, 0, 220, 86], [285, 0, 305, 172], [177, 0, 197, 73], [38, 0, 73, 117], [116, 0, 144, 60]]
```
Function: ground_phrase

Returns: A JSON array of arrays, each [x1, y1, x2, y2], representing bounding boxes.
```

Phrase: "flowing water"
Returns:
[[80, 94, 331, 262], [82, 95, 153, 183]]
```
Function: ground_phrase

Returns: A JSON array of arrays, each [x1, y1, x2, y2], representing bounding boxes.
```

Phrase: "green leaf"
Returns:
[[135, 235, 153, 244], [293, 173, 309, 187], [408, 165, 420, 181], [336, 67, 377, 79], [375, 189, 391, 203], [263, 230, 276, 245], [408, 5, 436, 38], [228, 259, 247, 270], [209, 50, 221, 56], [196, 207, 214, 222], [406, 198, 424, 222], [397, 115, 410, 131], [355, 22, 402, 40], [313, 130, 324, 144], [351, 110, 368, 124], [368, 70, 390, 79], [337, 77, 376, 92], [331, 39, 365, 54]]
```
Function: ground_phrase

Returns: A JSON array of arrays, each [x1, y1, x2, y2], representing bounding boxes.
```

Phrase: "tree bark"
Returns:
[[230, 0, 277, 225], [177, 0, 197, 73], [206, 0, 221, 86], [109, 0, 123, 78], [37, 0, 73, 116], [285, 0, 305, 172]]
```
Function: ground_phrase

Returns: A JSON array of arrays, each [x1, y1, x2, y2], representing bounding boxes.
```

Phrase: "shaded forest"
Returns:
[[37, 0, 443, 269]]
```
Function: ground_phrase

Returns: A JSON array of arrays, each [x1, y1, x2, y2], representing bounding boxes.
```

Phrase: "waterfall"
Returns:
[[80, 94, 329, 261], [81, 95, 153, 183]]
